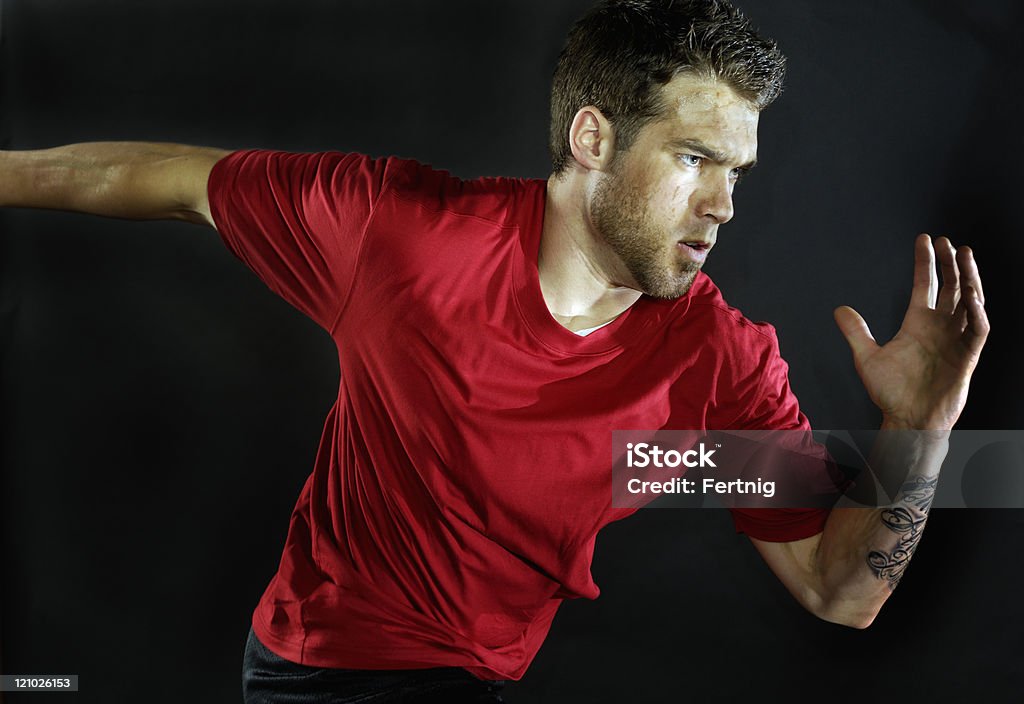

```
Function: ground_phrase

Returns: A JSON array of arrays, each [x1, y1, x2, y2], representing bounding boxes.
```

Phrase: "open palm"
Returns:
[[834, 235, 989, 431]]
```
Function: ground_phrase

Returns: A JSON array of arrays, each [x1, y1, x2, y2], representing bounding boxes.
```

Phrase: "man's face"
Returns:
[[589, 74, 759, 299]]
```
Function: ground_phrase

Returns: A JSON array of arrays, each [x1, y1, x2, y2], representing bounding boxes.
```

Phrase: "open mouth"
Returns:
[[677, 240, 711, 263]]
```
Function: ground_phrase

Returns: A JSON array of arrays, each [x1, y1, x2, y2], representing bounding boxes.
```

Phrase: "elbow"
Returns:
[[821, 610, 878, 630], [811, 597, 885, 630]]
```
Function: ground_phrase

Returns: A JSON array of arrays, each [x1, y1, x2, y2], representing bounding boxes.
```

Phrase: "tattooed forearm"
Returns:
[[866, 476, 938, 591]]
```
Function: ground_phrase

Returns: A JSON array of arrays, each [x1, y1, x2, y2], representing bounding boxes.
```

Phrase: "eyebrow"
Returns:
[[670, 138, 758, 171]]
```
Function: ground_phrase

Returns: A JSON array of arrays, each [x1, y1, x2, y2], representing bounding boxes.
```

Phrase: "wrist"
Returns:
[[880, 416, 952, 440], [874, 421, 950, 480]]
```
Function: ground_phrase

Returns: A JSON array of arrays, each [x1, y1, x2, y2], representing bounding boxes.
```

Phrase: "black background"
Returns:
[[2, 0, 1022, 702]]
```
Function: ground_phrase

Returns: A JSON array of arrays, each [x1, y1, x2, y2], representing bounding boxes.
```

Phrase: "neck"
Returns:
[[539, 172, 642, 333]]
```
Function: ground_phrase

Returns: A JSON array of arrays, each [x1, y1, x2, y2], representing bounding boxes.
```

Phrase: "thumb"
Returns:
[[833, 306, 879, 362]]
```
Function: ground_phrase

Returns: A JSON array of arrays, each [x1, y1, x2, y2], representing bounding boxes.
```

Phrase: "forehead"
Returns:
[[649, 73, 760, 161]]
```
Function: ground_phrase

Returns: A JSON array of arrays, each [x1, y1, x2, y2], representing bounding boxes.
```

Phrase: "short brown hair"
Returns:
[[549, 0, 786, 173]]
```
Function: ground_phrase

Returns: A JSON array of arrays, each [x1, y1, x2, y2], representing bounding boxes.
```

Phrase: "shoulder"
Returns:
[[672, 273, 783, 357], [210, 150, 543, 217], [379, 157, 546, 226], [212, 150, 550, 237], [664, 274, 807, 430], [659, 274, 788, 408]]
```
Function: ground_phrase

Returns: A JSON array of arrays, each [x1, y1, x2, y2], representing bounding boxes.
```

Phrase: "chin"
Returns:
[[639, 269, 700, 300]]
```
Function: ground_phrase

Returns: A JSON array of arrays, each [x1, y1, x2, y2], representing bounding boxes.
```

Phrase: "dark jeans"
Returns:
[[242, 627, 508, 703]]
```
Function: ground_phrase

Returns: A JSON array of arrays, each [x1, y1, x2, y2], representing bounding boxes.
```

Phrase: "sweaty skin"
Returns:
[[0, 73, 989, 630], [537, 73, 990, 627], [540, 73, 757, 331]]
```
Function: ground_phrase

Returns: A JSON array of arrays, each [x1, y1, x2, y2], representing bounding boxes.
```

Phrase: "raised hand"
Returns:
[[833, 234, 989, 430]]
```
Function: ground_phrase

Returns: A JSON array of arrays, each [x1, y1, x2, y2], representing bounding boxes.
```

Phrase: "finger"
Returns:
[[952, 294, 968, 333], [909, 234, 938, 310], [834, 306, 880, 363], [956, 246, 985, 307], [961, 285, 990, 356], [935, 236, 960, 314]]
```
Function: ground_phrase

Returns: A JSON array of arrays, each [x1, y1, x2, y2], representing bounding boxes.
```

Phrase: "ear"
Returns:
[[567, 106, 615, 172]]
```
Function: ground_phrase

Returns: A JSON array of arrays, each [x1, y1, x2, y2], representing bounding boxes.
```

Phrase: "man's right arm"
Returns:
[[0, 142, 230, 227]]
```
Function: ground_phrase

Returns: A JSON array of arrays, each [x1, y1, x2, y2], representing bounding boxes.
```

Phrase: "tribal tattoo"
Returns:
[[866, 476, 938, 591]]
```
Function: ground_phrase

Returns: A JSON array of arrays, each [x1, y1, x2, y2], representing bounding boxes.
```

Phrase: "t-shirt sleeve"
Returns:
[[207, 149, 393, 330], [727, 327, 831, 542]]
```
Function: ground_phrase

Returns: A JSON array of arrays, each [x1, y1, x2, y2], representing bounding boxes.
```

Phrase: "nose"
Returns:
[[695, 173, 734, 225]]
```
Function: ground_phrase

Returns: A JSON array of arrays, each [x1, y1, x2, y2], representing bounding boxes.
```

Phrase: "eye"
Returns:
[[678, 153, 703, 167], [730, 167, 750, 183]]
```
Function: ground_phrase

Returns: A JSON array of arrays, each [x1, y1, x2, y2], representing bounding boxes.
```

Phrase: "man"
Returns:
[[0, 0, 988, 702]]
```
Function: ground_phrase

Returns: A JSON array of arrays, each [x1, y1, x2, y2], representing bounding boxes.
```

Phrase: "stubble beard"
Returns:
[[590, 166, 702, 300]]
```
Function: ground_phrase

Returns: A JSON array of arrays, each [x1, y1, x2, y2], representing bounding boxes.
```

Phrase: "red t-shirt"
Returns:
[[207, 150, 829, 680]]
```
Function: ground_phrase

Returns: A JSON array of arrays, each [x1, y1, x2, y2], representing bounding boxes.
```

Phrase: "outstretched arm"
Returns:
[[0, 142, 229, 226], [753, 234, 989, 628]]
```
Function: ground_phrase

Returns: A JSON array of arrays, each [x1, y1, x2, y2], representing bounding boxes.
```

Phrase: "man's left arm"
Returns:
[[753, 234, 989, 628]]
